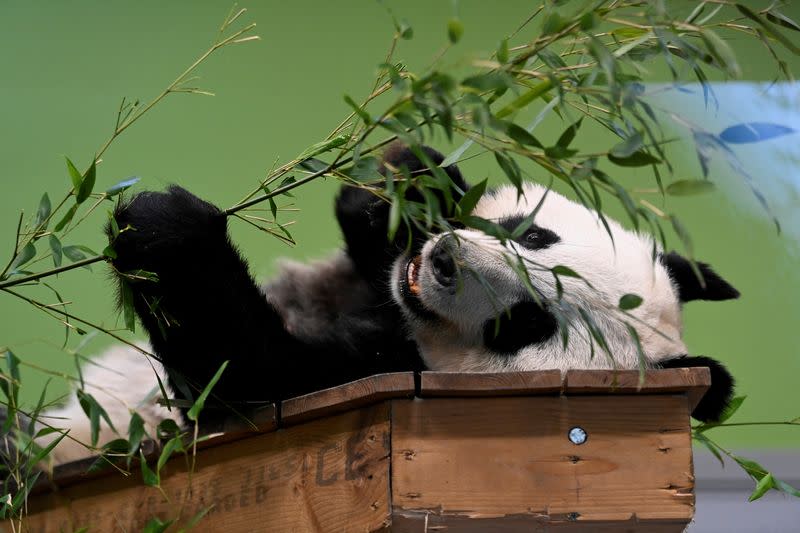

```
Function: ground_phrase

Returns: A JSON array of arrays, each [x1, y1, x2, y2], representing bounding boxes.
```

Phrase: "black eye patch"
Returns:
[[497, 214, 560, 251], [483, 301, 559, 355]]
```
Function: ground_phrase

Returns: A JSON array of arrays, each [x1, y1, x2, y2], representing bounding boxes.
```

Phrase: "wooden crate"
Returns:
[[9, 368, 710, 532]]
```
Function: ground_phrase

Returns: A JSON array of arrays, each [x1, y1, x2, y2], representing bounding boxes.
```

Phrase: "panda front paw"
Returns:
[[108, 186, 227, 276]]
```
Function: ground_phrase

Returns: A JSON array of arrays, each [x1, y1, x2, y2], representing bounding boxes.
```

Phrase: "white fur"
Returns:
[[392, 182, 686, 372], [36, 344, 182, 465]]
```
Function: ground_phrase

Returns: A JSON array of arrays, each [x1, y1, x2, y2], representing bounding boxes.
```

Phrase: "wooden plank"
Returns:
[[19, 403, 391, 533], [389, 512, 689, 532], [420, 370, 562, 397], [391, 395, 693, 531], [565, 367, 711, 412], [45, 404, 277, 490], [281, 372, 415, 425]]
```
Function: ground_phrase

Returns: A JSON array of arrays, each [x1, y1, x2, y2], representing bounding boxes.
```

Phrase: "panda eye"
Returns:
[[516, 226, 560, 250]]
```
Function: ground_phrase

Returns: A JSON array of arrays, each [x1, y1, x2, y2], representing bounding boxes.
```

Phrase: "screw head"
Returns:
[[568, 426, 587, 445]]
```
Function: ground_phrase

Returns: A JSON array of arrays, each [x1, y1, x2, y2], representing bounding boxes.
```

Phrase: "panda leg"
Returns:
[[658, 355, 735, 422], [110, 186, 299, 404]]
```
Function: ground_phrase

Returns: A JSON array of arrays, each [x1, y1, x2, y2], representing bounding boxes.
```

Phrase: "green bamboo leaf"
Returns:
[[497, 38, 509, 63], [541, 11, 567, 35], [127, 412, 145, 456], [700, 29, 741, 77], [496, 79, 553, 119], [765, 10, 800, 32], [296, 134, 349, 161], [157, 436, 182, 473], [65, 156, 82, 190], [666, 180, 716, 196], [748, 473, 776, 500], [343, 95, 371, 125], [737, 4, 800, 55], [557, 119, 582, 148], [187, 360, 229, 422], [388, 198, 402, 241], [608, 151, 660, 167], [26, 431, 66, 472], [692, 432, 725, 467], [610, 132, 644, 158], [34, 193, 51, 230], [552, 265, 580, 278], [718, 395, 747, 424], [140, 451, 160, 487], [54, 204, 78, 232], [457, 178, 487, 218], [619, 294, 643, 310], [506, 123, 544, 148], [76, 160, 96, 204], [9, 243, 36, 273], [447, 18, 464, 44], [49, 235, 63, 267], [494, 152, 522, 194]]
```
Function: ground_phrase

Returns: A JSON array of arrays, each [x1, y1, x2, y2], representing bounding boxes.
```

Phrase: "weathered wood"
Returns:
[[9, 369, 714, 532], [565, 367, 711, 411], [21, 403, 391, 533], [420, 370, 562, 396], [281, 372, 415, 425], [391, 395, 693, 532]]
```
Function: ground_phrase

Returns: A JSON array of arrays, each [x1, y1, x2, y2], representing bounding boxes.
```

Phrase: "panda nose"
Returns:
[[431, 236, 457, 286]]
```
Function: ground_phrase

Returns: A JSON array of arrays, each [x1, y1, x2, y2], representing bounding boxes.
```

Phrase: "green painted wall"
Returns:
[[1, 1, 798, 448]]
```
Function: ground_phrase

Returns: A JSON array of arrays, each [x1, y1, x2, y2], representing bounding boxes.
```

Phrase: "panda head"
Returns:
[[384, 147, 739, 420]]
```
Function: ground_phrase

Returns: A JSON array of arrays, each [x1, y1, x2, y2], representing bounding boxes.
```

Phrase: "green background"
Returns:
[[0, 1, 798, 448]]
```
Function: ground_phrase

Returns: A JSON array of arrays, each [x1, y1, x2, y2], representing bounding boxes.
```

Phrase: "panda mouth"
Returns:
[[398, 254, 438, 321], [406, 255, 422, 295]]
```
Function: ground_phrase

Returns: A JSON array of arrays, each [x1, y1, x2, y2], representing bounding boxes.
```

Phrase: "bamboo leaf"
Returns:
[[187, 360, 229, 422], [127, 412, 145, 456], [457, 178, 487, 218], [106, 176, 141, 197], [65, 157, 82, 190], [737, 4, 800, 54], [34, 193, 51, 230], [49, 235, 63, 267], [749, 474, 775, 501], [610, 132, 644, 158], [619, 294, 643, 310], [666, 179, 716, 196], [9, 243, 36, 273], [140, 451, 160, 487], [54, 204, 78, 232], [76, 160, 96, 204], [608, 150, 660, 167]]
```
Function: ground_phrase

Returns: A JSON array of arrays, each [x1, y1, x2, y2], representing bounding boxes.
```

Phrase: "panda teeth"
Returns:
[[407, 255, 422, 295]]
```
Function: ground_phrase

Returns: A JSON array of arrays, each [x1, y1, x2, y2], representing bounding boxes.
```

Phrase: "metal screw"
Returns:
[[568, 426, 587, 445]]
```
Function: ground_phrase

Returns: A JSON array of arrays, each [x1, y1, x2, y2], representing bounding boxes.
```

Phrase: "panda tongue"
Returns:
[[407, 255, 422, 295]]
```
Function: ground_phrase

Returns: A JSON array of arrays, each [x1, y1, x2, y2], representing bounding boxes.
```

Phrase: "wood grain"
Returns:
[[420, 370, 562, 397], [18, 403, 392, 533], [391, 395, 693, 530], [281, 372, 415, 425], [565, 367, 711, 411]]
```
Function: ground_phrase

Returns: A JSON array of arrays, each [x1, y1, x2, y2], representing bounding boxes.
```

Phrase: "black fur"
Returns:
[[335, 144, 469, 284], [108, 146, 465, 409], [659, 252, 740, 302], [658, 355, 735, 422], [483, 301, 559, 355]]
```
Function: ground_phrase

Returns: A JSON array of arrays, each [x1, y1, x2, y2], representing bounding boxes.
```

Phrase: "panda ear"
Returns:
[[660, 251, 740, 302], [658, 355, 735, 422], [381, 143, 469, 195]]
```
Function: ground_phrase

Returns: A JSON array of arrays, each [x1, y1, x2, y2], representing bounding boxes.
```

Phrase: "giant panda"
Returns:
[[32, 144, 738, 466]]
